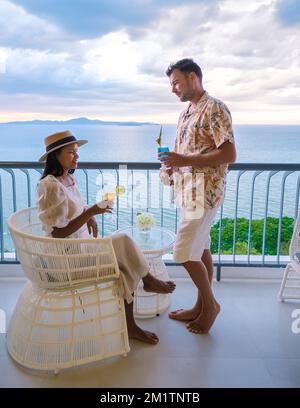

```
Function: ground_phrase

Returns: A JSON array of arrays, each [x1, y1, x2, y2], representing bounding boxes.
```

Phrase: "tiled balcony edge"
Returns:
[[0, 262, 284, 280]]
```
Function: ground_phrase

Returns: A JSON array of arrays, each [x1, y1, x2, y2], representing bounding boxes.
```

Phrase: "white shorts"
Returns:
[[173, 206, 219, 263]]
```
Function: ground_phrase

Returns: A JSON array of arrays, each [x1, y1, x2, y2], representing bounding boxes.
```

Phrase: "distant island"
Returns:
[[0, 117, 157, 126]]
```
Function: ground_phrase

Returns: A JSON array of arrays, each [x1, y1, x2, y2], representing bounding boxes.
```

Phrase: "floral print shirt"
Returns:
[[160, 91, 235, 209]]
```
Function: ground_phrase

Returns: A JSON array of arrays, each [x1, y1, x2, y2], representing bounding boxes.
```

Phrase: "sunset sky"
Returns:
[[0, 0, 300, 124]]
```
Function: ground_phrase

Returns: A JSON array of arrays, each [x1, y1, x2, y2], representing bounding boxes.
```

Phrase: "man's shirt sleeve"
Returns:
[[210, 102, 235, 148]]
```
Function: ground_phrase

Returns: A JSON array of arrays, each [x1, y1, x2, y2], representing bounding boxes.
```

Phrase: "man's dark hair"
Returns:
[[41, 149, 75, 180], [166, 58, 202, 81]]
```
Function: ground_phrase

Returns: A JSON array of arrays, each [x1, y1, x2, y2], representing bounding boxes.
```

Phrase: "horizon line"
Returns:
[[1, 118, 300, 126]]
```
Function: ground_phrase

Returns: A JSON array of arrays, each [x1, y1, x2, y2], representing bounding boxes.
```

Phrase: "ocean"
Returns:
[[0, 124, 300, 251], [0, 123, 300, 163]]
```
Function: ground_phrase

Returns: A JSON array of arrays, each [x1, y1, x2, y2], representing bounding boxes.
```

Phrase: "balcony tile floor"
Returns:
[[0, 274, 300, 388]]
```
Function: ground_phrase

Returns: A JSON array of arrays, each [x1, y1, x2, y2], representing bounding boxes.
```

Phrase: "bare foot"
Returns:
[[143, 273, 176, 294], [128, 326, 159, 345], [187, 303, 220, 334], [168, 308, 200, 322]]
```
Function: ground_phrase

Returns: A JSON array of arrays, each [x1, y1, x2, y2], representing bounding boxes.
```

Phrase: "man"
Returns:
[[159, 58, 236, 334]]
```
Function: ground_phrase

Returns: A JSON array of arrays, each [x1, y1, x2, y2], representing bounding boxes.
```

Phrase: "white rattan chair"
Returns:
[[278, 212, 300, 301], [7, 207, 130, 373]]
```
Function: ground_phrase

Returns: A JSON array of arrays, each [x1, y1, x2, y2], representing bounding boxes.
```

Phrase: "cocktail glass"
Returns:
[[158, 146, 169, 158], [102, 191, 116, 223], [158, 146, 170, 170]]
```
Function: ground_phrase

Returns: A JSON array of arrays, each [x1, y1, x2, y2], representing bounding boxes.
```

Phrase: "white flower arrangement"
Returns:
[[136, 212, 155, 231]]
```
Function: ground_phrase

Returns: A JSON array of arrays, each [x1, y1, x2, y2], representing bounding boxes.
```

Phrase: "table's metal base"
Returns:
[[133, 256, 171, 318]]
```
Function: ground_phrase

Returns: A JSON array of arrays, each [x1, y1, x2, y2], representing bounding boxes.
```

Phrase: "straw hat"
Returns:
[[38, 130, 88, 162]]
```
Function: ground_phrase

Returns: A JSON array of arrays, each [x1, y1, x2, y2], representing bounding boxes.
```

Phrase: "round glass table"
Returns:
[[115, 226, 176, 318]]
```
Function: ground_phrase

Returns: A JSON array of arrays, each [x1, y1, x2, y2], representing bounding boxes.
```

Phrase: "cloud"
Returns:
[[1, 0, 300, 124], [0, 0, 68, 50], [11, 0, 210, 39]]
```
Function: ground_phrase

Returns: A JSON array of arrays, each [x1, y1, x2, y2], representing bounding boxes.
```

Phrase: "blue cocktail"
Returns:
[[158, 146, 169, 158], [158, 146, 170, 170]]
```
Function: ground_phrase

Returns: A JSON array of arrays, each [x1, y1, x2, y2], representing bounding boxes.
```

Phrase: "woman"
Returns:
[[37, 130, 176, 345]]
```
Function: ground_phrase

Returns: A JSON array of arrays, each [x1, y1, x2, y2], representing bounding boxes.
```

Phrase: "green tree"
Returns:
[[211, 216, 293, 255]]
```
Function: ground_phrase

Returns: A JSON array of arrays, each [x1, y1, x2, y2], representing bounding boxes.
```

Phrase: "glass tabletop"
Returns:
[[115, 226, 176, 254]]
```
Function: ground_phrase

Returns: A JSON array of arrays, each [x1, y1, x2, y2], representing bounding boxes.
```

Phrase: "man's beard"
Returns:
[[180, 90, 194, 102]]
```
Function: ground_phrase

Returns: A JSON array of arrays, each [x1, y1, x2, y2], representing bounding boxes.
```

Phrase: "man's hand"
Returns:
[[163, 167, 173, 176], [87, 216, 98, 238], [158, 151, 188, 168]]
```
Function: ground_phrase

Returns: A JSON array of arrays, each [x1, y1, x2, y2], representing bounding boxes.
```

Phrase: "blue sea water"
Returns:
[[0, 124, 299, 251], [0, 123, 300, 163]]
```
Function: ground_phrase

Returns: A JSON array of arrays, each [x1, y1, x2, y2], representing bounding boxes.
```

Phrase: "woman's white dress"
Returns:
[[37, 174, 148, 302]]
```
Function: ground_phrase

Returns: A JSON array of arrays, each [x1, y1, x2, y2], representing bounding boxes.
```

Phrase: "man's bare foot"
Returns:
[[186, 302, 220, 334], [168, 308, 200, 321], [143, 273, 176, 294], [128, 325, 159, 345]]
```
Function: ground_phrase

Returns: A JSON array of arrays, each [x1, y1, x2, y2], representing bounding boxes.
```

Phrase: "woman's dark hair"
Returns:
[[166, 58, 202, 81], [40, 149, 75, 180]]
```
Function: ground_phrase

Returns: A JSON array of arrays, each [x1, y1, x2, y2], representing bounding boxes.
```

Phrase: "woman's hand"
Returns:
[[52, 204, 112, 239], [87, 216, 98, 238], [89, 203, 113, 217]]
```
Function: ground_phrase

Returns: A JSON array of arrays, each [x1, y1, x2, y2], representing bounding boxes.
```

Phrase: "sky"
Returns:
[[0, 0, 300, 124]]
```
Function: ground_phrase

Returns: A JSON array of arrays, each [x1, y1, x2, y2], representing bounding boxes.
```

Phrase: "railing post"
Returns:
[[216, 264, 221, 282]]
